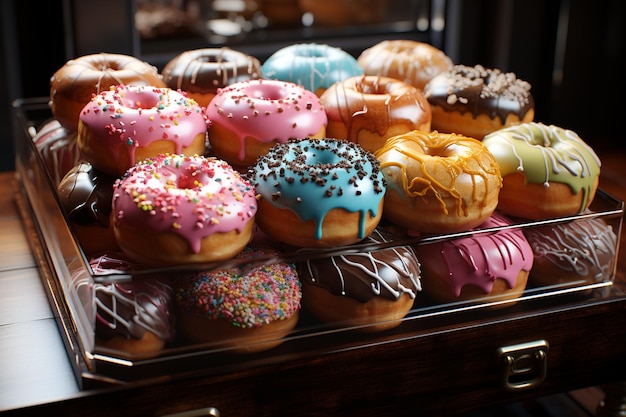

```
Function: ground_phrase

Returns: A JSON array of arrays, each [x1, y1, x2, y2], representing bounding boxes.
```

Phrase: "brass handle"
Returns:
[[498, 340, 549, 391]]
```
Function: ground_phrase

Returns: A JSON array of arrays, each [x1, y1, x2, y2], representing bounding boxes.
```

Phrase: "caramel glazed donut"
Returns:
[[357, 39, 454, 90], [424, 64, 534, 140], [319, 75, 431, 153], [50, 52, 166, 131], [161, 47, 262, 108], [374, 130, 502, 233]]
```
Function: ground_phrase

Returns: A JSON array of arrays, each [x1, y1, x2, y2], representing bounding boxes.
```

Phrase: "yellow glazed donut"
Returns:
[[482, 122, 600, 220], [374, 130, 502, 233]]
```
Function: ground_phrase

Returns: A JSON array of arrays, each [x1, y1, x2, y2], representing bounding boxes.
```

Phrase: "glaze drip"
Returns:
[[524, 216, 617, 282], [482, 122, 601, 212], [248, 138, 385, 240], [299, 228, 421, 302]]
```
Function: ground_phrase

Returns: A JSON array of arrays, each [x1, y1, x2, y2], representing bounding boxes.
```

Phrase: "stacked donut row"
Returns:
[[34, 41, 617, 359]]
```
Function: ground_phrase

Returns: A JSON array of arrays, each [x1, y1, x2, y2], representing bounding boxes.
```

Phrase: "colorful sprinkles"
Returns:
[[175, 247, 302, 328]]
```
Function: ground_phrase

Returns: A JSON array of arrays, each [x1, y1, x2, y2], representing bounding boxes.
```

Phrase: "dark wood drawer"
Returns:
[[10, 293, 624, 417]]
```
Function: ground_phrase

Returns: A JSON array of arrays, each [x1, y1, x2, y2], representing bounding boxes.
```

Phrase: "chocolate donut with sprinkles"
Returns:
[[424, 64, 534, 140], [247, 138, 385, 248]]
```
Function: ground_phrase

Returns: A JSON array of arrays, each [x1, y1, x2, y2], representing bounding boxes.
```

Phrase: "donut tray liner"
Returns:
[[12, 97, 625, 388]]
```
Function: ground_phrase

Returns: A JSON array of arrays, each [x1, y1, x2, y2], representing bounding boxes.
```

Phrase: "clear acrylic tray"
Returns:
[[12, 97, 624, 387]]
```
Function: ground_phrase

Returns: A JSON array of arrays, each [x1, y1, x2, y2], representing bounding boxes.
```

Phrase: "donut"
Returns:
[[319, 75, 431, 153], [174, 246, 301, 353], [112, 154, 257, 266], [298, 228, 421, 332], [414, 213, 533, 304], [357, 40, 453, 90], [482, 122, 601, 220], [57, 162, 118, 256], [77, 85, 209, 177], [424, 64, 534, 140], [374, 130, 502, 233], [91, 252, 175, 359], [206, 79, 327, 168], [50, 53, 166, 131], [247, 138, 385, 248], [32, 118, 80, 185], [161, 47, 262, 107], [261, 43, 363, 96], [523, 214, 617, 287]]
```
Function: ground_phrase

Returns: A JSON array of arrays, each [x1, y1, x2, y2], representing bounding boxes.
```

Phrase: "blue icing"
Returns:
[[262, 43, 363, 92], [250, 138, 385, 240]]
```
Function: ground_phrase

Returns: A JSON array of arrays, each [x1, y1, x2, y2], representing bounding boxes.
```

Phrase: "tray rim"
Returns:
[[12, 96, 626, 387]]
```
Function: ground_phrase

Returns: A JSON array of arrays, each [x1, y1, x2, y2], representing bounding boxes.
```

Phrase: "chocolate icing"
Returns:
[[424, 64, 534, 122], [298, 228, 421, 302], [95, 277, 175, 342], [57, 162, 115, 227]]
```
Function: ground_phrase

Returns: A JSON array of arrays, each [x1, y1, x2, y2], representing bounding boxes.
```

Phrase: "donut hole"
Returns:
[[296, 49, 326, 58], [305, 149, 340, 166], [356, 79, 388, 95], [246, 83, 285, 101], [199, 55, 230, 64], [123, 90, 161, 109], [177, 166, 213, 189]]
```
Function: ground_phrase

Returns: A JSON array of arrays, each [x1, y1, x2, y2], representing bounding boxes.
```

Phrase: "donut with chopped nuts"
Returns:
[[247, 138, 385, 247], [424, 64, 534, 140], [206, 79, 327, 169]]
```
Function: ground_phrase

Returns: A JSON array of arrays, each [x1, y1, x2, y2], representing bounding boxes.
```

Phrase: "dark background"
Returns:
[[1, 0, 624, 172]]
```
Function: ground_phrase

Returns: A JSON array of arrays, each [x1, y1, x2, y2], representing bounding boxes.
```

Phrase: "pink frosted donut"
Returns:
[[414, 213, 533, 304], [112, 153, 257, 266], [205, 79, 327, 167], [78, 85, 209, 176]]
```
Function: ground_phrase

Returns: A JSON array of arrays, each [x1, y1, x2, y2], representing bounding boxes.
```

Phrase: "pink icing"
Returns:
[[206, 79, 327, 161], [79, 85, 209, 165], [112, 154, 257, 253], [416, 213, 533, 296]]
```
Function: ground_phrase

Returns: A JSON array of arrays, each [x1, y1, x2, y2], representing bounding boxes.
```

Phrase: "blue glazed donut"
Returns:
[[261, 43, 363, 96], [247, 138, 385, 247]]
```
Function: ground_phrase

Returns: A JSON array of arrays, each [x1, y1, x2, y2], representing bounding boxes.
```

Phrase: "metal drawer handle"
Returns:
[[160, 407, 221, 417], [498, 340, 549, 391]]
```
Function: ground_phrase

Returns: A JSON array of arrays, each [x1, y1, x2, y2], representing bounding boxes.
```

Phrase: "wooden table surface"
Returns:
[[1, 146, 625, 414]]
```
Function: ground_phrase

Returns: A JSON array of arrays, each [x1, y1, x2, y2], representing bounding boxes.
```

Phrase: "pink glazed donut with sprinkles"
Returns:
[[174, 246, 302, 353], [205, 78, 327, 168], [112, 153, 257, 266], [78, 85, 209, 177]]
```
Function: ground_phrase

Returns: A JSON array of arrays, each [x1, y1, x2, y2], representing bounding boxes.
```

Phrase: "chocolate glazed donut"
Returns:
[[297, 228, 422, 331], [57, 162, 115, 229]]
